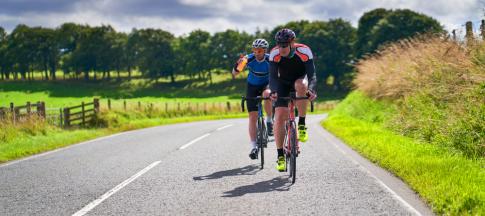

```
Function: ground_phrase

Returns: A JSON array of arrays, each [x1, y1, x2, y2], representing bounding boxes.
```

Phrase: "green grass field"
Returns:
[[0, 72, 344, 108]]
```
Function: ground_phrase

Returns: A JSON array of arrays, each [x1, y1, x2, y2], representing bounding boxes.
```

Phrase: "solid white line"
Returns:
[[72, 161, 161, 216], [316, 126, 422, 216], [216, 124, 233, 131], [179, 133, 211, 150]]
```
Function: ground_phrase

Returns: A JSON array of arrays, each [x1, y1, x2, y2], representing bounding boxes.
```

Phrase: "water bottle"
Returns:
[[236, 56, 248, 72]]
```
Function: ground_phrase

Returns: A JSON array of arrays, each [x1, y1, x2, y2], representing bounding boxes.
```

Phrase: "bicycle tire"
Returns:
[[290, 122, 297, 183], [257, 118, 264, 169]]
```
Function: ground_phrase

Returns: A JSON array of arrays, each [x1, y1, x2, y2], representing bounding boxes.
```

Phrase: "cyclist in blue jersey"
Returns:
[[232, 38, 273, 160]]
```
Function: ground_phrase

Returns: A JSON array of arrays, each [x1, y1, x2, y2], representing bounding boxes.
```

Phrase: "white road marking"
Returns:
[[72, 160, 161, 216], [216, 124, 233, 131], [179, 133, 211, 150]]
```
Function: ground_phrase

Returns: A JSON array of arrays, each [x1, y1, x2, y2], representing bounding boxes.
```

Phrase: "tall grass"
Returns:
[[354, 35, 485, 157]]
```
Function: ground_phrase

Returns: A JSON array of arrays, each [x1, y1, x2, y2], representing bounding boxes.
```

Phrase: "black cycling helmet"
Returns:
[[275, 28, 296, 44]]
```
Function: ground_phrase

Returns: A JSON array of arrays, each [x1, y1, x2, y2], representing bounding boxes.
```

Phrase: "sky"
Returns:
[[0, 0, 483, 36]]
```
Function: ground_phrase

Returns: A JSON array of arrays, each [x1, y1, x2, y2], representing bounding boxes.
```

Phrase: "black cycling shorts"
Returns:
[[274, 74, 307, 108], [246, 83, 268, 112]]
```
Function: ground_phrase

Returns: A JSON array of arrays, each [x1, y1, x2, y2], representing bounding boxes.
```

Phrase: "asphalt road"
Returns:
[[0, 114, 433, 215]]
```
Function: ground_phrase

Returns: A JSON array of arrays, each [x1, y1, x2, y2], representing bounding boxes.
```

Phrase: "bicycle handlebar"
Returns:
[[241, 96, 270, 112], [240, 95, 314, 112]]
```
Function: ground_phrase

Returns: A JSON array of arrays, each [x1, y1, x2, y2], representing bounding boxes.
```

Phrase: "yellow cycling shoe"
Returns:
[[276, 156, 286, 172], [298, 125, 308, 142]]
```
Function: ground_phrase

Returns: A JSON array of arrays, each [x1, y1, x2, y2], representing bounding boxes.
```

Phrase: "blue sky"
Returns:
[[0, 0, 482, 36]]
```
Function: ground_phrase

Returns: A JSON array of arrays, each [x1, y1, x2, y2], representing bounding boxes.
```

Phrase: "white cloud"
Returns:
[[0, 0, 482, 36]]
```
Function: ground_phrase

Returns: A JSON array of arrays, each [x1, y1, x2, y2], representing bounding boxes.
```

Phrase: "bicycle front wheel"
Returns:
[[257, 118, 264, 169], [290, 123, 297, 183]]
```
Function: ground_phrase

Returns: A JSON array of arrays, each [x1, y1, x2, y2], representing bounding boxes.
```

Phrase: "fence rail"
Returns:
[[0, 101, 46, 123], [62, 99, 99, 128]]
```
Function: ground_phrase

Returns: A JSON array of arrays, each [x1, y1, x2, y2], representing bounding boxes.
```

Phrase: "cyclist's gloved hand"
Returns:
[[307, 90, 317, 101]]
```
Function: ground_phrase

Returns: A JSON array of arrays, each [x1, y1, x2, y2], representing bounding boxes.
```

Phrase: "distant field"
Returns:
[[0, 72, 344, 109]]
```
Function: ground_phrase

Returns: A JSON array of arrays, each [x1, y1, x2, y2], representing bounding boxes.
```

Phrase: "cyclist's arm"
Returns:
[[305, 59, 317, 93], [269, 61, 278, 93]]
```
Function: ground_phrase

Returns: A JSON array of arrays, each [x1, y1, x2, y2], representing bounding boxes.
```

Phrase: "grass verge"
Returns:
[[322, 92, 485, 215], [0, 113, 246, 163]]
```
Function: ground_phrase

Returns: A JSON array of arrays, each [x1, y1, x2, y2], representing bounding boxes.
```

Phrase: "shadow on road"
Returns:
[[193, 164, 261, 181], [221, 176, 290, 197]]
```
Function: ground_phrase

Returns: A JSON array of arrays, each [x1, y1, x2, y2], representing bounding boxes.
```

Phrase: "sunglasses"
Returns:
[[278, 43, 290, 48], [252, 48, 265, 54]]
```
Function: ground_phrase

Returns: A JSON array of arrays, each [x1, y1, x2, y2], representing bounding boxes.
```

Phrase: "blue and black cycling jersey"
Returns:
[[244, 53, 270, 86]]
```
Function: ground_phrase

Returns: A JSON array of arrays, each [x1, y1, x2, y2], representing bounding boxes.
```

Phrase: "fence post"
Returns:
[[63, 108, 70, 128], [138, 101, 141, 110], [93, 98, 100, 114], [108, 99, 111, 110], [177, 103, 180, 111], [226, 101, 231, 111], [481, 20, 485, 40], [37, 101, 46, 119], [26, 102, 31, 119], [59, 108, 63, 127], [123, 100, 127, 111], [81, 102, 85, 126], [466, 21, 473, 44], [10, 103, 15, 124], [165, 103, 168, 112]]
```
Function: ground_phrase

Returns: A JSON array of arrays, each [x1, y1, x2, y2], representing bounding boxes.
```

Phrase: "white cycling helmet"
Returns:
[[252, 38, 269, 49]]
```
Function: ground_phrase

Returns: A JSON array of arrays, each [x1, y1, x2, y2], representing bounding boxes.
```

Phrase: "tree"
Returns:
[[133, 28, 176, 83], [301, 19, 357, 91], [209, 29, 252, 83], [177, 29, 211, 79], [7, 24, 37, 80], [30, 27, 61, 80], [0, 27, 9, 80], [356, 8, 443, 57], [355, 8, 391, 58]]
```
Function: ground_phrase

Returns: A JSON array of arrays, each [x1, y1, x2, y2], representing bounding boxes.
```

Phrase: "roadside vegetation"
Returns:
[[323, 36, 485, 214]]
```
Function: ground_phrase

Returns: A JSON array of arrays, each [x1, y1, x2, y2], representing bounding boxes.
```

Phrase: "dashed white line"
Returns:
[[72, 160, 161, 216], [178, 133, 211, 150], [216, 124, 233, 131]]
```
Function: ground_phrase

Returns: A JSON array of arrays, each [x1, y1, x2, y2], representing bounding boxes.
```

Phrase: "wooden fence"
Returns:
[[0, 101, 46, 123], [62, 99, 100, 128], [1, 98, 336, 128]]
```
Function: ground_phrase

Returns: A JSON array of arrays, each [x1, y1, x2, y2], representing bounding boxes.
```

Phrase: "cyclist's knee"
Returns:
[[274, 108, 288, 124], [294, 79, 308, 95], [262, 89, 271, 97]]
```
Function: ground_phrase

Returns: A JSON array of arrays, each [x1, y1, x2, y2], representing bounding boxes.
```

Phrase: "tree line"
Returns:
[[0, 8, 443, 90]]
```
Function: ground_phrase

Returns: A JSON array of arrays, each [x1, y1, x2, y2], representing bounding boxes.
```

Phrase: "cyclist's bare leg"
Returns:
[[294, 78, 309, 117], [274, 107, 288, 149], [248, 111, 258, 144], [262, 89, 272, 117]]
